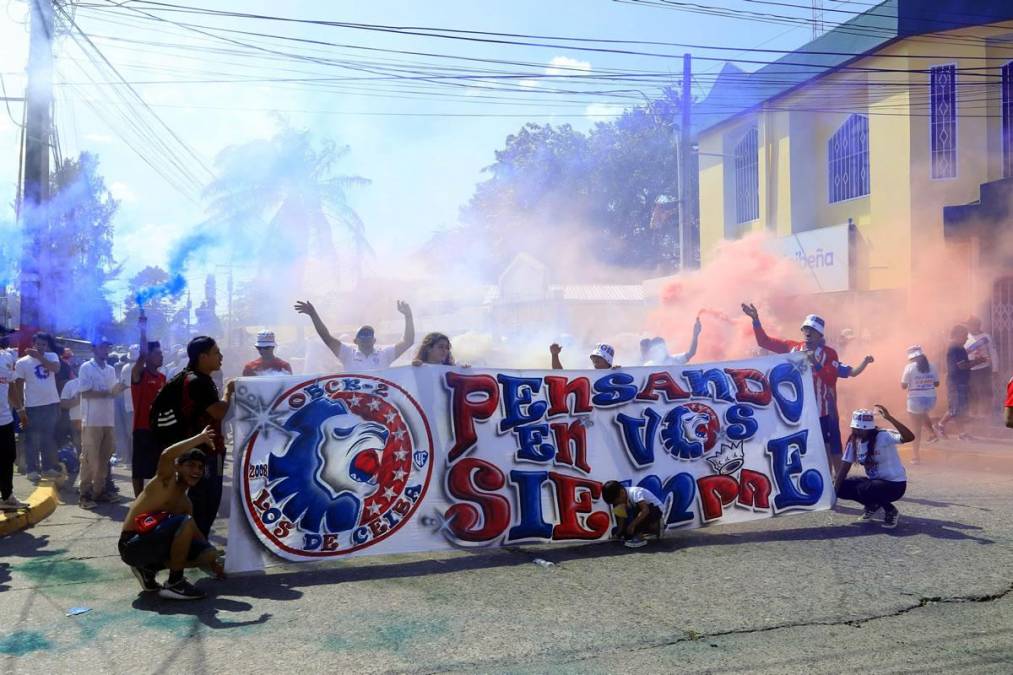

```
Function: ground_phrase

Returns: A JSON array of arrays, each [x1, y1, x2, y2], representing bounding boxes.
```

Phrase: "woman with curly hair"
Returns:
[[834, 405, 914, 529], [412, 332, 455, 366]]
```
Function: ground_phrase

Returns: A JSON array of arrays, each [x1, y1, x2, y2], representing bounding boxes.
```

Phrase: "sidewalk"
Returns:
[[900, 433, 1012, 471]]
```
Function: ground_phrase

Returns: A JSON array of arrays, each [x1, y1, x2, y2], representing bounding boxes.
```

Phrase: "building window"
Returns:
[[827, 114, 869, 203], [1003, 61, 1013, 178], [734, 127, 759, 224], [930, 64, 957, 179]]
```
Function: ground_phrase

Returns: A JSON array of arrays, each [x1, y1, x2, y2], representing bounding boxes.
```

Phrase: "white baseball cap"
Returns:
[[850, 408, 877, 430], [589, 343, 615, 366], [255, 330, 277, 348], [906, 345, 924, 360], [800, 314, 826, 335]]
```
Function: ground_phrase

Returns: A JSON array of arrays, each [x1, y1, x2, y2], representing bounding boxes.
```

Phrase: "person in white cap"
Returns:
[[741, 303, 873, 470], [834, 405, 913, 528], [550, 342, 618, 370], [643, 317, 703, 367], [900, 345, 940, 463], [243, 330, 293, 377]]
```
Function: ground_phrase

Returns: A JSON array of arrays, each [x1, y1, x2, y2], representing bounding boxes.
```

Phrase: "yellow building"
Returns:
[[695, 0, 1013, 371]]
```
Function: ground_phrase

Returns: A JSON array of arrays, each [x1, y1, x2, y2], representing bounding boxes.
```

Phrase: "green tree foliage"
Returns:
[[460, 88, 686, 275], [121, 266, 177, 342]]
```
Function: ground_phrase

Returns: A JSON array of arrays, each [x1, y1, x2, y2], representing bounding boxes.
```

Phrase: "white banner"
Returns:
[[766, 223, 851, 293], [225, 353, 833, 573]]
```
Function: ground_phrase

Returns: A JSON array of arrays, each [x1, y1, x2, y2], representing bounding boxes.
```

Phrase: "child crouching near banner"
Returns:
[[602, 481, 664, 548], [834, 406, 914, 529], [118, 425, 225, 600]]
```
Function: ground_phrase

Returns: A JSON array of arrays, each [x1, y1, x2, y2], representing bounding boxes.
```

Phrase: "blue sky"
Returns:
[[0, 0, 850, 313]]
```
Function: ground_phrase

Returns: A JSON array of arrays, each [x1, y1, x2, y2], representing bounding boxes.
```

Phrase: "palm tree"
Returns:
[[204, 124, 371, 293]]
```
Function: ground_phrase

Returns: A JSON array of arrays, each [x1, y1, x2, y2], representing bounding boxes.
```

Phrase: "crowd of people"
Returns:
[[1, 298, 1010, 594]]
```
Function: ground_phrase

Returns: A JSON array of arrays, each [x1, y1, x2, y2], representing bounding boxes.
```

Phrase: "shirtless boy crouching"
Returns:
[[118, 425, 224, 600]]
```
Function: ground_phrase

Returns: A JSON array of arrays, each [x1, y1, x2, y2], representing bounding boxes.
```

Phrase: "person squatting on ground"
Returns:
[[78, 338, 127, 509], [740, 304, 873, 471], [13, 332, 62, 482], [964, 316, 999, 421], [0, 328, 27, 510], [242, 329, 292, 376], [550, 342, 618, 370], [601, 480, 664, 548], [118, 425, 225, 600], [294, 299, 415, 371], [131, 314, 166, 498], [150, 336, 235, 538], [641, 317, 702, 366], [937, 324, 985, 440], [900, 345, 940, 464], [834, 405, 914, 529]]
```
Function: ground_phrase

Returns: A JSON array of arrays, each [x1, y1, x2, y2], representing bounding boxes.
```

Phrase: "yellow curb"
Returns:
[[0, 481, 60, 537]]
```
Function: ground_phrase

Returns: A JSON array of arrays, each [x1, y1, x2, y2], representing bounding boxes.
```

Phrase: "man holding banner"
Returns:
[[741, 303, 873, 470]]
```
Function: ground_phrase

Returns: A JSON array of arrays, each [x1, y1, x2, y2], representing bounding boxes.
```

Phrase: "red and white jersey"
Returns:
[[752, 324, 851, 418]]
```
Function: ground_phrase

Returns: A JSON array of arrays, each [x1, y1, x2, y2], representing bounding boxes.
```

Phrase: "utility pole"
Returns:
[[20, 0, 55, 330], [678, 52, 695, 271]]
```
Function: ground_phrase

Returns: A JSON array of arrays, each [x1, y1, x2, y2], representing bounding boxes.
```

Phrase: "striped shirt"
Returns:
[[752, 323, 851, 417]]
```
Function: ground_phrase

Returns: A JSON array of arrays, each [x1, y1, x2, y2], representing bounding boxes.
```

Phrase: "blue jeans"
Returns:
[[24, 403, 60, 473]]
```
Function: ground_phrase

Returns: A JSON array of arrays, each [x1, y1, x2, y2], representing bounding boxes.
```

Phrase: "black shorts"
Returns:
[[118, 514, 212, 571], [131, 429, 160, 481]]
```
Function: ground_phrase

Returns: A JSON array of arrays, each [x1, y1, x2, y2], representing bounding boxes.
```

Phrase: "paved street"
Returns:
[[3, 458, 1013, 674]]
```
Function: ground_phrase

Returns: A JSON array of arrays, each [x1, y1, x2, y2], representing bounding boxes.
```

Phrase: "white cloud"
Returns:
[[585, 102, 626, 119], [109, 181, 136, 202], [84, 133, 114, 144], [545, 56, 592, 77]]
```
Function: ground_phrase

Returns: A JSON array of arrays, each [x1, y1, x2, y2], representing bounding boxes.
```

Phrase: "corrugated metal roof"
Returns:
[[559, 285, 646, 302]]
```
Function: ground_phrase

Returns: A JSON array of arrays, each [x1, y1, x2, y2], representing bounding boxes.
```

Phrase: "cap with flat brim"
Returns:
[[589, 343, 615, 366], [356, 326, 375, 340], [800, 314, 826, 335], [850, 409, 877, 430]]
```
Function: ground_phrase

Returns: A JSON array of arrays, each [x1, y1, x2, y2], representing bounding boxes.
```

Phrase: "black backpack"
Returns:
[[149, 370, 197, 449]]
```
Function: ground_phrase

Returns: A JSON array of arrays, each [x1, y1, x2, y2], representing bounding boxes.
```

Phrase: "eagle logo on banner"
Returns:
[[240, 375, 434, 560]]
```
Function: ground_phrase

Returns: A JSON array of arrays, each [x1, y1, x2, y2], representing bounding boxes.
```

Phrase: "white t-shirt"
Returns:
[[626, 486, 664, 511], [901, 362, 938, 399], [77, 358, 118, 427], [14, 352, 60, 407], [843, 429, 907, 482], [645, 353, 690, 367], [0, 350, 16, 426], [119, 364, 134, 414], [337, 343, 398, 372], [60, 378, 82, 422]]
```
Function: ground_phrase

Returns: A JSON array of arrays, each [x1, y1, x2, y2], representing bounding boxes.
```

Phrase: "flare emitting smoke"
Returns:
[[135, 231, 217, 307]]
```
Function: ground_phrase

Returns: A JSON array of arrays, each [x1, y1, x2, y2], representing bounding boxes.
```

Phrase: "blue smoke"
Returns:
[[135, 231, 217, 307]]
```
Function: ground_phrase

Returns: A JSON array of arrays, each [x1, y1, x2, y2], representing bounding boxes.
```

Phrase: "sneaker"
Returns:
[[883, 506, 899, 529], [158, 577, 206, 601], [130, 566, 161, 592], [858, 507, 880, 523], [27, 472, 41, 483], [78, 496, 96, 510], [0, 495, 29, 510], [93, 492, 121, 503], [624, 536, 648, 549]]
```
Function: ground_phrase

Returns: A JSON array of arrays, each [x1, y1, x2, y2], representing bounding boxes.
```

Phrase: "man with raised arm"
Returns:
[[741, 303, 873, 469], [118, 425, 225, 600], [130, 313, 166, 497], [294, 299, 415, 371]]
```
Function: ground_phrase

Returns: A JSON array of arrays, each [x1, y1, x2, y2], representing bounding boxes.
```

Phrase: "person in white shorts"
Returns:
[[900, 345, 940, 464]]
